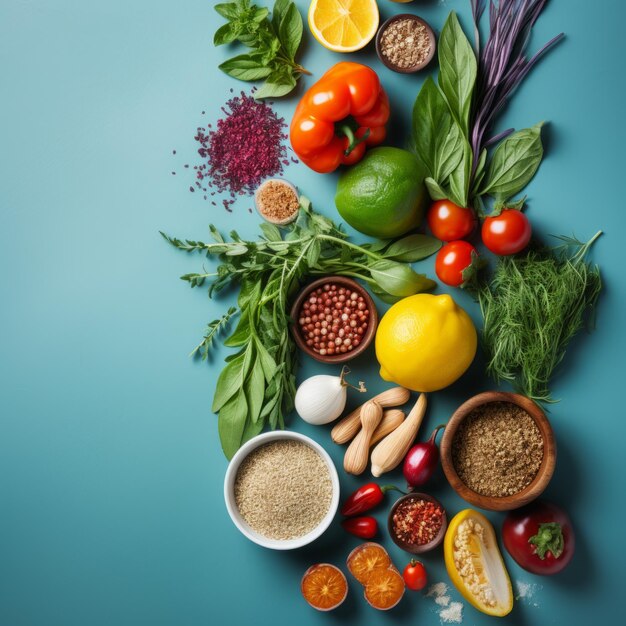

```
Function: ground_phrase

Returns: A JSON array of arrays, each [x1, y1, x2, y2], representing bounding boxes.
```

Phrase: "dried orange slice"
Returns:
[[301, 564, 348, 611], [364, 568, 405, 610], [346, 542, 392, 585]]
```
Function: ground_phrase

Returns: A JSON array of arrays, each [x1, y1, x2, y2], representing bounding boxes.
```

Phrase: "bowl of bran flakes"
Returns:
[[224, 431, 340, 549], [440, 391, 556, 511]]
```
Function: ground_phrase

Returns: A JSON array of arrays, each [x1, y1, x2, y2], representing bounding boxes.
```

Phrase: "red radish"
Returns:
[[402, 425, 445, 488]]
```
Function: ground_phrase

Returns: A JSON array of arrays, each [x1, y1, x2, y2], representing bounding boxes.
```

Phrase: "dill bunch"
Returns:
[[478, 232, 602, 404]]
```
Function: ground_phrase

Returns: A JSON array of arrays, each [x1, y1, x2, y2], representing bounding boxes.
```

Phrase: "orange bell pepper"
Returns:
[[290, 62, 390, 173]]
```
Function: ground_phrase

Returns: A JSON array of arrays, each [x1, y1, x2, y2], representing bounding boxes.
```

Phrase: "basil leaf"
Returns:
[[218, 54, 273, 81], [438, 11, 477, 136], [255, 338, 278, 382], [411, 77, 463, 182], [272, 0, 290, 33], [480, 124, 544, 200], [237, 279, 261, 310], [251, 7, 269, 23], [369, 284, 404, 305], [241, 410, 265, 445], [369, 259, 436, 297], [215, 2, 239, 19], [383, 234, 442, 263], [224, 310, 251, 347], [471, 148, 488, 195], [219, 389, 248, 459], [245, 360, 265, 423], [448, 140, 473, 207], [254, 71, 297, 98], [259, 222, 282, 241], [214, 23, 238, 46], [425, 177, 448, 201], [279, 2, 303, 61]]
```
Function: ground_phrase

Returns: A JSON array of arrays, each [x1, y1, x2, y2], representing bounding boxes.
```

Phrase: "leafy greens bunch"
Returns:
[[161, 200, 440, 458], [478, 232, 602, 404], [411, 3, 563, 212], [214, 0, 309, 99]]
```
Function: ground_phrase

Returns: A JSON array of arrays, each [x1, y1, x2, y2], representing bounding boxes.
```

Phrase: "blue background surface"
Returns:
[[1, 1, 624, 624]]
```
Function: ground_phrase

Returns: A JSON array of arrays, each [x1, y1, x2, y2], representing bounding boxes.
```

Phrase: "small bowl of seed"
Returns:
[[255, 178, 300, 225], [440, 391, 557, 511], [376, 14, 436, 74], [224, 431, 340, 550]]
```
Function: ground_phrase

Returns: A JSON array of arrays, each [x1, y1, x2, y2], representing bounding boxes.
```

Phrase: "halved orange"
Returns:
[[308, 0, 379, 53], [346, 542, 392, 585], [364, 568, 406, 610], [301, 564, 348, 611]]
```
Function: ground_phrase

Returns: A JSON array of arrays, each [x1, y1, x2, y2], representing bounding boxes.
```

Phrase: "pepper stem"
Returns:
[[380, 485, 406, 496], [528, 522, 565, 560], [337, 124, 371, 156], [339, 366, 367, 393], [429, 424, 447, 444]]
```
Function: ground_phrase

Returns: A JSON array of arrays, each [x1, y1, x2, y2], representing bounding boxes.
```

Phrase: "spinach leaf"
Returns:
[[438, 11, 477, 136], [480, 124, 544, 201]]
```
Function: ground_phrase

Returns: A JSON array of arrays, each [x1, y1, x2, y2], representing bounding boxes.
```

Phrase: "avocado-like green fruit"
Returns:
[[335, 147, 428, 238]]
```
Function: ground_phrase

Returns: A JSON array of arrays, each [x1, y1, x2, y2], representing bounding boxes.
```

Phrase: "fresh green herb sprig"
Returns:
[[214, 0, 309, 99], [161, 199, 440, 458], [190, 307, 237, 360], [477, 232, 602, 404]]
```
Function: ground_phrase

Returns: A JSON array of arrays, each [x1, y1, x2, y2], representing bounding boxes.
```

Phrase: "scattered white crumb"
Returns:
[[436, 595, 451, 607], [427, 582, 449, 598], [440, 601, 464, 623], [515, 580, 542, 606]]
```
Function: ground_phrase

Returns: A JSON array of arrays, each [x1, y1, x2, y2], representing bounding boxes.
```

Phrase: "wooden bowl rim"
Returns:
[[440, 391, 556, 511], [387, 492, 448, 554], [289, 276, 378, 364], [375, 14, 437, 74]]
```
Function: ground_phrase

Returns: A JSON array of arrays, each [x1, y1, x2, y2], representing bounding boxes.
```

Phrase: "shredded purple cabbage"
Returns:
[[469, 0, 564, 172]]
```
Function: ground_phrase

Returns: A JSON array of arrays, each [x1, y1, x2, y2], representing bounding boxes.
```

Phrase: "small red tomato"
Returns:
[[427, 200, 476, 241], [482, 209, 532, 255], [341, 516, 378, 539], [502, 501, 575, 575], [403, 560, 427, 591], [435, 240, 477, 287]]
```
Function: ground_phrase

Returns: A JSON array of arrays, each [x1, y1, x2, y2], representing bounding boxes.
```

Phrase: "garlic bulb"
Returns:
[[295, 368, 366, 426]]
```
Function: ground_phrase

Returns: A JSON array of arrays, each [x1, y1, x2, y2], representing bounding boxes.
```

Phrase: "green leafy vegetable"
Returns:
[[214, 0, 309, 98], [479, 124, 544, 202], [162, 200, 438, 458], [477, 232, 602, 404]]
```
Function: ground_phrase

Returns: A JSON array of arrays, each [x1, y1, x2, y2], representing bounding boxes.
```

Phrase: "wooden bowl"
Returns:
[[388, 492, 447, 554], [440, 392, 556, 511], [375, 14, 437, 74], [290, 276, 378, 364]]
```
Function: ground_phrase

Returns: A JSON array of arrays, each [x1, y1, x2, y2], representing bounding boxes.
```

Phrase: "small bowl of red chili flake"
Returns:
[[290, 276, 378, 364], [388, 493, 447, 554]]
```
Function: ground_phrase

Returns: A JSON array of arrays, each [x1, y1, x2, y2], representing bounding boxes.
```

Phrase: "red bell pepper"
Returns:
[[290, 62, 390, 173], [340, 483, 403, 517]]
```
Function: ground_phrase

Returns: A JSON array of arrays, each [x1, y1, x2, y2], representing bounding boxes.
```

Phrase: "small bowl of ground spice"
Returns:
[[440, 392, 556, 511], [376, 14, 436, 74], [255, 178, 300, 225], [388, 493, 447, 554], [224, 431, 340, 549], [290, 276, 378, 364]]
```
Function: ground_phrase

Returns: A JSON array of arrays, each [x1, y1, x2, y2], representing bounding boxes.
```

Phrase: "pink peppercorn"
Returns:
[[298, 283, 369, 356]]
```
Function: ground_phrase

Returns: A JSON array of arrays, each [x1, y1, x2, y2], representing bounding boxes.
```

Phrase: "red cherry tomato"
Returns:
[[427, 200, 476, 241], [502, 501, 575, 576], [435, 240, 477, 287], [341, 516, 378, 539], [403, 560, 428, 591], [481, 209, 532, 255]]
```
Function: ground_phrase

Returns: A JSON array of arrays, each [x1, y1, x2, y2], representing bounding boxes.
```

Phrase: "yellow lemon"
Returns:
[[308, 0, 379, 53], [375, 294, 477, 392]]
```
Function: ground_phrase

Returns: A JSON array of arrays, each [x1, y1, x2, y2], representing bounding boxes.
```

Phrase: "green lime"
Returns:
[[335, 147, 428, 238]]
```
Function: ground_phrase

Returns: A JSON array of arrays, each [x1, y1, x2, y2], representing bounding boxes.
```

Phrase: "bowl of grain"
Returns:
[[224, 431, 340, 549], [375, 14, 436, 74], [255, 178, 300, 225], [440, 392, 556, 511]]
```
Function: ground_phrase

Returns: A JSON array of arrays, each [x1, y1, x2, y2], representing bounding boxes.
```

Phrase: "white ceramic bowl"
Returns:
[[224, 431, 340, 550]]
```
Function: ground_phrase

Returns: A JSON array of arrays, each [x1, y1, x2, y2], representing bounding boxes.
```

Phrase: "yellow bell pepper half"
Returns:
[[444, 509, 513, 617]]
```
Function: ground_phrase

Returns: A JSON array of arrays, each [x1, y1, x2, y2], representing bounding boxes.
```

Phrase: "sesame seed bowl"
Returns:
[[290, 276, 378, 364], [224, 431, 340, 550]]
